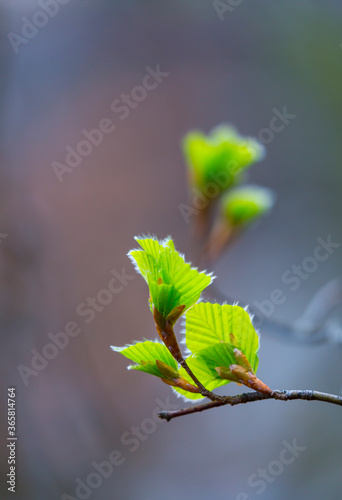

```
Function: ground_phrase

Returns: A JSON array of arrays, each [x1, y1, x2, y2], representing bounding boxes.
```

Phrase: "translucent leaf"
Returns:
[[196, 343, 272, 394], [148, 281, 181, 317], [182, 124, 265, 193], [128, 236, 212, 318], [129, 250, 157, 282], [111, 341, 178, 379], [185, 303, 259, 371], [221, 185, 275, 227], [196, 342, 259, 379], [196, 343, 237, 374]]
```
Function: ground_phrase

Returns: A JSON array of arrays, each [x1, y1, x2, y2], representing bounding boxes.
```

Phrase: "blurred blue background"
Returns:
[[1, 1, 342, 499]]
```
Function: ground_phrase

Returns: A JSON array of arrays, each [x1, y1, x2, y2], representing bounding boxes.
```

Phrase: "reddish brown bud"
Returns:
[[233, 348, 254, 373], [166, 304, 186, 325], [161, 377, 200, 393], [156, 360, 179, 379], [230, 332, 239, 347], [229, 364, 273, 395], [215, 366, 240, 382]]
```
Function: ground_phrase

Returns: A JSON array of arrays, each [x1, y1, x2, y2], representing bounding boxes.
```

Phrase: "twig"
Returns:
[[153, 307, 225, 402], [158, 389, 342, 421], [178, 358, 225, 402]]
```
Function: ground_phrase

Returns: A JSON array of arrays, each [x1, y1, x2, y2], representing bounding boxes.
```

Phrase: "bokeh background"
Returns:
[[1, 1, 342, 499]]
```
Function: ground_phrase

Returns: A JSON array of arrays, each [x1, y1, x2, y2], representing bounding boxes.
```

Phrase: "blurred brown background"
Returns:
[[1, 1, 342, 499]]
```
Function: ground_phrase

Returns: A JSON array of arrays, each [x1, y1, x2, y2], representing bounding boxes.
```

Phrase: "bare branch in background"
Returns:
[[209, 278, 342, 345]]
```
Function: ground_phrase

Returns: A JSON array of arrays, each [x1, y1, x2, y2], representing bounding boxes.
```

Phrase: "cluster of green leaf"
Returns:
[[128, 237, 212, 319], [112, 236, 260, 401], [182, 124, 274, 231]]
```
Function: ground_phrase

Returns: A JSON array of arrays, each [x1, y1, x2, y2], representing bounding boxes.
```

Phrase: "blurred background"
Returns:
[[1, 1, 342, 499]]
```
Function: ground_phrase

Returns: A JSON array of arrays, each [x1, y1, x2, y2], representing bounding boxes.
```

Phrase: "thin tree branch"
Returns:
[[153, 307, 225, 402], [177, 358, 225, 402], [158, 389, 342, 421]]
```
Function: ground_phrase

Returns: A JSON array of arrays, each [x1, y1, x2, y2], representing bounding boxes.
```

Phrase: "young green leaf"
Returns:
[[185, 303, 259, 371], [111, 340, 178, 379], [197, 342, 258, 374], [195, 343, 273, 394], [128, 236, 212, 319], [195, 343, 237, 374], [182, 124, 265, 193], [221, 185, 275, 227]]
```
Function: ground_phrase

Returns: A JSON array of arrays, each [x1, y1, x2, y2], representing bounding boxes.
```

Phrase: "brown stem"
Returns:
[[178, 358, 225, 402], [158, 389, 342, 421], [153, 307, 224, 402]]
